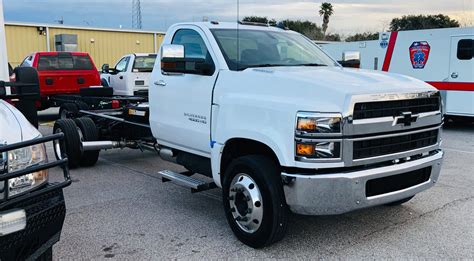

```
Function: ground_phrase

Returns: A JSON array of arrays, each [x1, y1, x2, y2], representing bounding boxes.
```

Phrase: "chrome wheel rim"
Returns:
[[76, 127, 84, 153], [228, 173, 263, 233], [53, 127, 63, 159]]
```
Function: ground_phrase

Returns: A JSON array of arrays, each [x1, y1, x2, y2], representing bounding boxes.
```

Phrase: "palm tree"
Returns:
[[319, 2, 334, 38]]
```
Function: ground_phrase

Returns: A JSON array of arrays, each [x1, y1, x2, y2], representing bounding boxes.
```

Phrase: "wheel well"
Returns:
[[220, 138, 280, 177]]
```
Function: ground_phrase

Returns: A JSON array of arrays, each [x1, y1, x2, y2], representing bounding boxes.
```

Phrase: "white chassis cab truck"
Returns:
[[57, 21, 444, 248], [100, 53, 157, 96]]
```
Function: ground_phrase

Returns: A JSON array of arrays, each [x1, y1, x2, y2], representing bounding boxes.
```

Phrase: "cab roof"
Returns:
[[172, 22, 294, 33]]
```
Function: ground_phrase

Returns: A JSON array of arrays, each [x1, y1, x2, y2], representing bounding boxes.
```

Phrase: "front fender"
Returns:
[[212, 99, 296, 169]]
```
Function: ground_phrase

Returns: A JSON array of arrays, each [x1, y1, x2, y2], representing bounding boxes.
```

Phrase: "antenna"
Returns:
[[237, 0, 240, 70], [132, 0, 143, 29]]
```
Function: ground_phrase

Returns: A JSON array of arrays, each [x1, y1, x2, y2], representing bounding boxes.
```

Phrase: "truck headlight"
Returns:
[[7, 143, 48, 197], [296, 112, 342, 135], [296, 141, 341, 159]]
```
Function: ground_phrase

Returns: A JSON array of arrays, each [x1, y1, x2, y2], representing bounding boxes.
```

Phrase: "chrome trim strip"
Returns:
[[348, 125, 440, 142], [351, 144, 439, 163]]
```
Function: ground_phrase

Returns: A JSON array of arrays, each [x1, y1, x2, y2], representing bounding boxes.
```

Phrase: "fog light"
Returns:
[[0, 209, 26, 236]]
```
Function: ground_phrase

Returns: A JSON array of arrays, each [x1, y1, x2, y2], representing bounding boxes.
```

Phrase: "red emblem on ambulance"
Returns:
[[409, 41, 430, 69]]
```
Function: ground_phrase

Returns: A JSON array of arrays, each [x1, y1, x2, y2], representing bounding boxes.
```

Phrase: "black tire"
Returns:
[[59, 103, 78, 119], [101, 78, 109, 87], [37, 247, 53, 261], [222, 155, 288, 248], [74, 117, 100, 167], [75, 100, 89, 111], [80, 87, 113, 97], [385, 196, 415, 206], [53, 119, 81, 168]]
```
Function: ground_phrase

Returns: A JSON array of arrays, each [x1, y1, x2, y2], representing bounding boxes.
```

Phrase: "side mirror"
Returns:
[[101, 64, 110, 73], [161, 44, 214, 76], [339, 51, 361, 68]]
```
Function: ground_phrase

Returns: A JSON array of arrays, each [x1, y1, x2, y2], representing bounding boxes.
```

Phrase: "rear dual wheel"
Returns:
[[53, 117, 100, 168], [222, 155, 288, 248]]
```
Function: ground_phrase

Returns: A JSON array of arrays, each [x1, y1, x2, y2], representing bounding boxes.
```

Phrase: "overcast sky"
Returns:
[[3, 0, 473, 35]]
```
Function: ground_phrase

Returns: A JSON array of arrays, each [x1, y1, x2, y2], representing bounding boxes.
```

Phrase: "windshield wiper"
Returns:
[[290, 63, 327, 67]]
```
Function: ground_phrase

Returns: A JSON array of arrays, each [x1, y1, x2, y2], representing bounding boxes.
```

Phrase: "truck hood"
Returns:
[[216, 66, 437, 114], [0, 100, 40, 144]]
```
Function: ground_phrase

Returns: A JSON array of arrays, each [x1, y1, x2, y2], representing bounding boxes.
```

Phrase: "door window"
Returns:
[[115, 57, 130, 72], [20, 56, 33, 67], [457, 39, 473, 60], [172, 29, 211, 59]]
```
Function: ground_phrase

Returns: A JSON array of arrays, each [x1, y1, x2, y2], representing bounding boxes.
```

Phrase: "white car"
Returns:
[[100, 53, 157, 96]]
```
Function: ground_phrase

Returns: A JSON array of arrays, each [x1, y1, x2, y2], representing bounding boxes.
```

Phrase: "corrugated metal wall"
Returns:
[[5, 23, 165, 68], [5, 25, 47, 65]]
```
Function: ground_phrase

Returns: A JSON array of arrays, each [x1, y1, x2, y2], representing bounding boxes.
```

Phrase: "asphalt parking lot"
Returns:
[[39, 110, 474, 260]]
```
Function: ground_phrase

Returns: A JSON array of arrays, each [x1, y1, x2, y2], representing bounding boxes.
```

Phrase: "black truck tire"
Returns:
[[385, 196, 415, 206], [37, 247, 53, 261], [53, 119, 82, 168], [59, 103, 78, 119], [222, 155, 288, 248], [80, 87, 113, 97], [74, 117, 100, 167], [75, 100, 89, 111]]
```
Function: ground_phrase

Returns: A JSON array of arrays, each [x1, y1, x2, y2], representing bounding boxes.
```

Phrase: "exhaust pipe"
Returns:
[[81, 140, 177, 163], [82, 141, 121, 151]]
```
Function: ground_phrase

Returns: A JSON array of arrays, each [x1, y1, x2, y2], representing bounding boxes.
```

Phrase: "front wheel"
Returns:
[[222, 155, 288, 248]]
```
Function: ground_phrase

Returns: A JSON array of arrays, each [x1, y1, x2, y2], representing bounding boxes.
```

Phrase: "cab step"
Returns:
[[158, 170, 217, 193]]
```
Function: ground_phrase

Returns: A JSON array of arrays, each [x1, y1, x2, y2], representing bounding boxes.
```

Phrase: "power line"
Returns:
[[132, 0, 142, 29]]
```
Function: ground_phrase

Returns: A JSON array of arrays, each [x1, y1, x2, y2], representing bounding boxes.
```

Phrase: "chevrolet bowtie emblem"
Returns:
[[393, 111, 418, 126]]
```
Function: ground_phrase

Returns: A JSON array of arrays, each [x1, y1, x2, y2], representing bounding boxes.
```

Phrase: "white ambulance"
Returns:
[[320, 27, 473, 119]]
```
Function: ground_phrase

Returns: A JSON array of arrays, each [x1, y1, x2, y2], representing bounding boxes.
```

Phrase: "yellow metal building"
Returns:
[[5, 22, 165, 68]]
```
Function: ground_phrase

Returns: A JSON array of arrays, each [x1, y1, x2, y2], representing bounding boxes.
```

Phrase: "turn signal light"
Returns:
[[296, 144, 315, 156]]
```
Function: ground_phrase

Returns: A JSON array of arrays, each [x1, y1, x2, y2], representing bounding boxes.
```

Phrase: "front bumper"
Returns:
[[283, 150, 443, 215], [0, 185, 67, 260], [0, 133, 71, 260]]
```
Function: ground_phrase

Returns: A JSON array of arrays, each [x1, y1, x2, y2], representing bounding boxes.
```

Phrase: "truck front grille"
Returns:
[[353, 97, 440, 120], [366, 167, 432, 197], [353, 129, 438, 160]]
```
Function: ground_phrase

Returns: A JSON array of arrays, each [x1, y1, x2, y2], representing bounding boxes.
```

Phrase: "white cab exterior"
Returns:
[[101, 53, 157, 96]]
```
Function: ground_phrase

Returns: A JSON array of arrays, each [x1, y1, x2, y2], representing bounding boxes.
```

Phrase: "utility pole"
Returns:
[[132, 0, 142, 29]]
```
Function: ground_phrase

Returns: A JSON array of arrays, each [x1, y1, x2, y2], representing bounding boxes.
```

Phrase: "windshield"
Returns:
[[211, 29, 337, 71], [132, 55, 157, 72]]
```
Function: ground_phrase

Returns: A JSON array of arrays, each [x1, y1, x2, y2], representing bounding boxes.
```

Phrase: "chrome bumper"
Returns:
[[282, 150, 443, 215]]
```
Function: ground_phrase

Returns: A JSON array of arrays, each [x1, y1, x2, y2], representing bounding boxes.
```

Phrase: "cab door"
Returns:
[[110, 56, 130, 95], [446, 36, 474, 116], [150, 26, 218, 156]]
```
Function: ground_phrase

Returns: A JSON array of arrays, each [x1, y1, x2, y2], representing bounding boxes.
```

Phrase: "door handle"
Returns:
[[119, 76, 124, 80], [451, 72, 459, 79], [154, 80, 166, 86]]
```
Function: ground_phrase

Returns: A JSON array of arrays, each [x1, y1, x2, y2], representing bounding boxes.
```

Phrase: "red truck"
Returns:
[[19, 52, 101, 110]]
